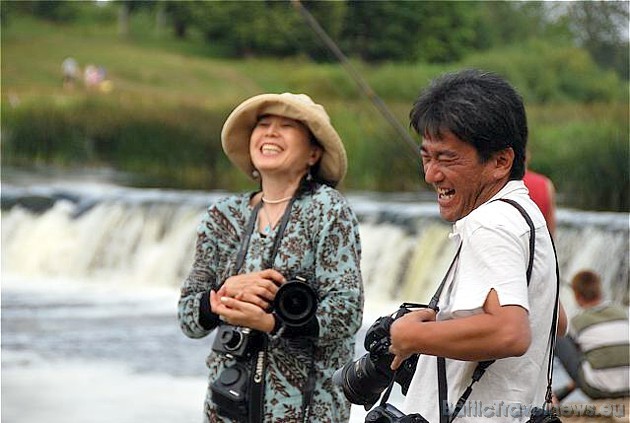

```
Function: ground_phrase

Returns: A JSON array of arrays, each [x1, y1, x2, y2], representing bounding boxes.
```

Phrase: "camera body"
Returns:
[[527, 407, 562, 423], [212, 325, 264, 360], [333, 304, 428, 408], [210, 361, 250, 420], [366, 403, 429, 423], [210, 326, 262, 419]]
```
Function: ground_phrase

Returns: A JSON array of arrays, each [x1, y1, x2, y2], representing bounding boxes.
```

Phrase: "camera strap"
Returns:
[[301, 354, 317, 423], [234, 194, 298, 273], [249, 337, 268, 423]]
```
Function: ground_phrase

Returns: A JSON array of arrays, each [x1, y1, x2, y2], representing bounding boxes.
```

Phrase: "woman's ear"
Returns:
[[308, 145, 323, 166]]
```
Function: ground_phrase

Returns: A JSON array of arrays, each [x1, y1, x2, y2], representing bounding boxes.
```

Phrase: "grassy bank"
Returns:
[[1, 14, 628, 211]]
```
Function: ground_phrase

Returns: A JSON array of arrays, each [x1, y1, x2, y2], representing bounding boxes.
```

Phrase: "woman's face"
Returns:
[[249, 114, 322, 180]]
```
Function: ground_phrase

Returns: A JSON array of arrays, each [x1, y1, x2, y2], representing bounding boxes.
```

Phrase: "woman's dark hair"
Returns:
[[409, 69, 528, 180], [306, 133, 337, 189]]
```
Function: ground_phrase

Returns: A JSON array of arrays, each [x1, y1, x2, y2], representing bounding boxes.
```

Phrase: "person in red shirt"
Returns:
[[523, 169, 557, 236]]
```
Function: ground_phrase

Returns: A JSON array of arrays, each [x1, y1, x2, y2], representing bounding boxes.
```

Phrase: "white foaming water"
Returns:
[[2, 181, 622, 421]]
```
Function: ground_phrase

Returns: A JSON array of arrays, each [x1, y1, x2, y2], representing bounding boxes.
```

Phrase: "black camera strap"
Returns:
[[234, 194, 298, 273], [301, 354, 317, 423], [249, 338, 268, 423]]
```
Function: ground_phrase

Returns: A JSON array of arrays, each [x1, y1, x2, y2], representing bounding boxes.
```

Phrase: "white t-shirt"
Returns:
[[402, 181, 557, 422]]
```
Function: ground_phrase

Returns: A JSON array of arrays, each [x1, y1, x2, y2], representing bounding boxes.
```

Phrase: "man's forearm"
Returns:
[[392, 308, 531, 361]]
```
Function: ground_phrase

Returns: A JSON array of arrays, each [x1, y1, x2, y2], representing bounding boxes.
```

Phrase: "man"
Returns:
[[389, 69, 565, 422], [556, 270, 629, 400]]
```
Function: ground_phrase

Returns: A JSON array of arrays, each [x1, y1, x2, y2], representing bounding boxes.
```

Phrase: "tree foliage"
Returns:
[[4, 0, 628, 80], [565, 1, 629, 79]]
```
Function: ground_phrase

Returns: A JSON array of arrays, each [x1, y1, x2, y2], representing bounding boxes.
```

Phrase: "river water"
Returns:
[[1, 275, 396, 423], [3, 170, 619, 422]]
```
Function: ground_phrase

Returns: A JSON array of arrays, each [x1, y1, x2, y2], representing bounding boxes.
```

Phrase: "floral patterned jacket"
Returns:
[[178, 183, 364, 422]]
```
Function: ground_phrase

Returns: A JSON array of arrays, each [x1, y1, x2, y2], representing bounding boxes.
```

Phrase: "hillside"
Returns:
[[1, 14, 628, 210]]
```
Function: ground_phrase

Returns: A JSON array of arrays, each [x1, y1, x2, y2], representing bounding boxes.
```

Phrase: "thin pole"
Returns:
[[291, 0, 420, 158]]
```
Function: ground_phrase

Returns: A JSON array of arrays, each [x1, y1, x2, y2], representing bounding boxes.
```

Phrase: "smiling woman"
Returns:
[[178, 92, 364, 422]]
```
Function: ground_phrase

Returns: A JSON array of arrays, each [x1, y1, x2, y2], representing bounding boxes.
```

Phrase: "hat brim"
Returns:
[[221, 93, 347, 184]]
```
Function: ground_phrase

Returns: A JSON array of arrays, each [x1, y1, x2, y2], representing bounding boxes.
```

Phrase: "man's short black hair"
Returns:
[[410, 69, 528, 180]]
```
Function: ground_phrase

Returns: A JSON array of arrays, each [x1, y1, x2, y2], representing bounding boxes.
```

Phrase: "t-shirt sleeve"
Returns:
[[449, 225, 530, 318]]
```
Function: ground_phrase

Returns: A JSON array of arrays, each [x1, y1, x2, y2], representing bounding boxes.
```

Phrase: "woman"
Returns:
[[178, 93, 364, 422]]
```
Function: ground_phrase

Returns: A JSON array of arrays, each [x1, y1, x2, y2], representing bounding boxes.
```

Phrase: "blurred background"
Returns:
[[1, 1, 628, 422], [1, 0, 628, 210]]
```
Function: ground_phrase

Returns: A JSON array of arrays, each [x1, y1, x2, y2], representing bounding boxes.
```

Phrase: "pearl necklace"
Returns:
[[261, 195, 293, 204]]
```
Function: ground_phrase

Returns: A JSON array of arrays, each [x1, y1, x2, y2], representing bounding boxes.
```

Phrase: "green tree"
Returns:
[[177, 1, 344, 59], [1, 0, 80, 22], [341, 1, 423, 61], [565, 1, 629, 80]]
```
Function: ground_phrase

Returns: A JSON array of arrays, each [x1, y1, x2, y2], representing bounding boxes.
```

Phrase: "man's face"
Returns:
[[420, 131, 509, 222]]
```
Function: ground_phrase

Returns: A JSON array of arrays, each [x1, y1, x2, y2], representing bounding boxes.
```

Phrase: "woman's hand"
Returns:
[[389, 308, 437, 370], [210, 289, 275, 333], [220, 269, 285, 310]]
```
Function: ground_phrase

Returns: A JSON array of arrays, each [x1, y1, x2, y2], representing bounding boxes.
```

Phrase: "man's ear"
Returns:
[[493, 148, 514, 179]]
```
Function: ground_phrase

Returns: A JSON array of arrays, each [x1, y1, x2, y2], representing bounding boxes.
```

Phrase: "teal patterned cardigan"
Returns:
[[178, 183, 364, 422]]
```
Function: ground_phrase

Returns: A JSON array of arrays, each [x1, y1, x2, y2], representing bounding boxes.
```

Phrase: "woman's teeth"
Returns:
[[261, 144, 281, 154]]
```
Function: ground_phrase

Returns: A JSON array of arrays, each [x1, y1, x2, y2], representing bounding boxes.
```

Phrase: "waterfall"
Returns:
[[2, 183, 628, 316]]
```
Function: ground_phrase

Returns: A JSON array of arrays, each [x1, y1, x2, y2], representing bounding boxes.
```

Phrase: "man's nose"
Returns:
[[423, 162, 443, 184]]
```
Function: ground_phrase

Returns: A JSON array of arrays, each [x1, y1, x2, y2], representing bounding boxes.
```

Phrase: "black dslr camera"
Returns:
[[211, 276, 318, 420], [527, 407, 562, 423], [209, 361, 251, 420], [365, 403, 429, 423], [333, 303, 430, 409]]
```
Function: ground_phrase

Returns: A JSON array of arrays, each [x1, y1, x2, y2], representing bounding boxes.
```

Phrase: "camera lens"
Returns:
[[220, 328, 244, 351], [274, 281, 317, 327], [332, 352, 394, 407]]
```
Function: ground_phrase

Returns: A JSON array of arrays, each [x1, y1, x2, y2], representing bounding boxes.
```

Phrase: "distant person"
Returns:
[[61, 57, 79, 90], [84, 64, 100, 89], [178, 93, 363, 422], [555, 270, 630, 401], [523, 168, 556, 236]]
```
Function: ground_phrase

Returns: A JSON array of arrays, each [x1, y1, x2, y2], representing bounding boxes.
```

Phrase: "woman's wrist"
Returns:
[[269, 313, 282, 335]]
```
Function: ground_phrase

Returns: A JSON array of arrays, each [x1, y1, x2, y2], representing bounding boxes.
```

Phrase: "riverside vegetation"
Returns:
[[1, 10, 628, 212]]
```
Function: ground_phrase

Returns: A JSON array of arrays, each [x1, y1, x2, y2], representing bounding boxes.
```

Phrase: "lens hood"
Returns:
[[273, 279, 317, 327]]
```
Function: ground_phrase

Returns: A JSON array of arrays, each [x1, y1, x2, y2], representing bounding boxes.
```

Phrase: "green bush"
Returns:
[[462, 40, 625, 103], [2, 96, 236, 190]]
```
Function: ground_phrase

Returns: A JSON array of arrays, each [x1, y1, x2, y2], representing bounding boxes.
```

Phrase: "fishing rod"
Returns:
[[291, 0, 421, 161]]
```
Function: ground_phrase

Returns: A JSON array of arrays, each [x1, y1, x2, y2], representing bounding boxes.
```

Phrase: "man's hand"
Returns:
[[389, 308, 437, 370]]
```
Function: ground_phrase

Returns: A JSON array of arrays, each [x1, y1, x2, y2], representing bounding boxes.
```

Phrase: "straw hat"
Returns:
[[221, 93, 347, 184]]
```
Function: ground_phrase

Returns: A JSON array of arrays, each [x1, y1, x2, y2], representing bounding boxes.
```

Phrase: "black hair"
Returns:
[[409, 69, 528, 180]]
